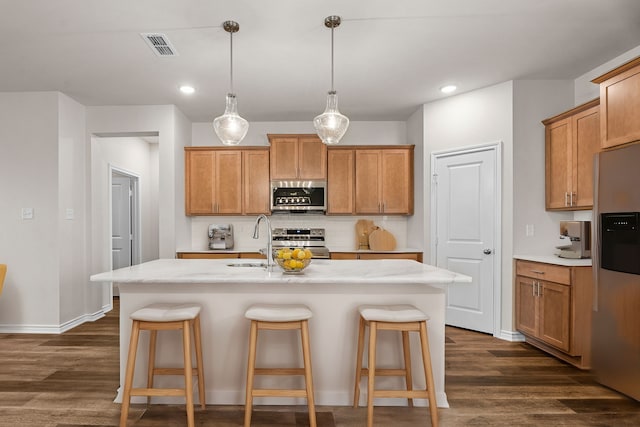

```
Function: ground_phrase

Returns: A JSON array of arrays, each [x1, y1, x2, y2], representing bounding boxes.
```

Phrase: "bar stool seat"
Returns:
[[354, 304, 438, 427], [244, 303, 316, 427], [120, 303, 205, 427]]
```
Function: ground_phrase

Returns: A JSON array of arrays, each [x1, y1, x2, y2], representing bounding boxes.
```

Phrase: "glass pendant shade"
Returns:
[[213, 93, 249, 146], [314, 91, 349, 145]]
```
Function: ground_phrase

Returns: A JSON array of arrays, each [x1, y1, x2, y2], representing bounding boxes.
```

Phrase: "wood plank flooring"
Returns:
[[1, 298, 639, 426]]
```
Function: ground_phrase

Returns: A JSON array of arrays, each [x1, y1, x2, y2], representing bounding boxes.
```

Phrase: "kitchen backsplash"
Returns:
[[189, 215, 410, 252]]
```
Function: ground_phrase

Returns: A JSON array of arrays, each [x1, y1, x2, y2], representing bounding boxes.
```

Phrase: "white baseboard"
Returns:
[[0, 305, 111, 334], [496, 329, 526, 342]]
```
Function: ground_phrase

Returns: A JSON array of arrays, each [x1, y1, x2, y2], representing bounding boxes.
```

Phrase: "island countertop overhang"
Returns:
[[90, 258, 472, 285]]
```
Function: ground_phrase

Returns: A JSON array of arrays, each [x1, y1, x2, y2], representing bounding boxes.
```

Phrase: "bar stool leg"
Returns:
[[193, 316, 206, 409], [120, 320, 140, 427], [353, 315, 365, 407], [300, 320, 317, 427], [366, 321, 377, 427], [419, 321, 438, 427], [402, 330, 414, 408], [244, 320, 258, 427], [182, 320, 195, 427], [146, 330, 158, 405]]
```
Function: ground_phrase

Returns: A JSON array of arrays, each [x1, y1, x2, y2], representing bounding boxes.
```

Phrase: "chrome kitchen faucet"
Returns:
[[252, 214, 273, 269]]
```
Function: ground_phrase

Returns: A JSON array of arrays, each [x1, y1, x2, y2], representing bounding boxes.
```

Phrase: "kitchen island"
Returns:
[[90, 258, 471, 408]]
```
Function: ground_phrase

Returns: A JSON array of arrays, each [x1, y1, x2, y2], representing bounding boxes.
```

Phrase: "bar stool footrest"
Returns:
[[252, 389, 309, 398], [254, 367, 306, 376], [373, 389, 429, 399], [359, 368, 407, 376], [154, 367, 200, 376], [130, 388, 186, 397]]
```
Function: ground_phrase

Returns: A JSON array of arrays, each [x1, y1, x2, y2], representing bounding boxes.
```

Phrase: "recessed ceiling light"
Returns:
[[440, 85, 457, 94], [180, 85, 195, 95]]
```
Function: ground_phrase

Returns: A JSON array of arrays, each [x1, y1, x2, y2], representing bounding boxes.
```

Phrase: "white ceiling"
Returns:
[[2, 0, 639, 122]]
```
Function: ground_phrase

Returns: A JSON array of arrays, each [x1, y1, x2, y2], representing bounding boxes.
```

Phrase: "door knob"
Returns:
[[483, 249, 492, 255]]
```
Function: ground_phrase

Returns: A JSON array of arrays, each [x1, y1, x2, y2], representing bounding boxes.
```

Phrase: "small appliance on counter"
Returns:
[[208, 224, 234, 250], [555, 220, 591, 259]]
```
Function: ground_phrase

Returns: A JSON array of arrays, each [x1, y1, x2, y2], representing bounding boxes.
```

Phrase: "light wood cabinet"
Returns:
[[330, 252, 422, 262], [354, 146, 414, 215], [515, 259, 593, 369], [592, 56, 640, 149], [327, 148, 355, 214], [543, 99, 599, 210], [327, 145, 414, 215], [185, 147, 269, 216], [268, 134, 327, 180]]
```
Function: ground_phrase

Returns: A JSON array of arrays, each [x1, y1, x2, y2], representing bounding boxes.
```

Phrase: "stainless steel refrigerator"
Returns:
[[592, 142, 640, 401]]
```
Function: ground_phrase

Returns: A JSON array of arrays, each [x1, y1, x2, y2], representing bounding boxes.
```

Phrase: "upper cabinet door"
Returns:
[[269, 137, 299, 180], [298, 136, 327, 180], [214, 150, 243, 214], [545, 118, 573, 210], [268, 134, 327, 180], [355, 150, 382, 214], [380, 149, 413, 214], [243, 149, 270, 215], [327, 148, 355, 214], [592, 56, 640, 149], [185, 150, 215, 214], [572, 105, 600, 208]]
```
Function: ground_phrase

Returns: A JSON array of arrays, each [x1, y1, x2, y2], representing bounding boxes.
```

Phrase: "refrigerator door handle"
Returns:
[[592, 153, 600, 312]]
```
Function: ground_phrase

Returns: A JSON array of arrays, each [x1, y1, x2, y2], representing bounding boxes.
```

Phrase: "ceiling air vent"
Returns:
[[141, 33, 178, 57]]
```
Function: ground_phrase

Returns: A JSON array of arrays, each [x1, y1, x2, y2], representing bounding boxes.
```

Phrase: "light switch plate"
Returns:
[[21, 207, 34, 220], [525, 224, 534, 237], [65, 208, 74, 220]]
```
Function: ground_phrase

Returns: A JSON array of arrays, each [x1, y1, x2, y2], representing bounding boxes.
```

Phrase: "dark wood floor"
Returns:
[[1, 298, 639, 426]]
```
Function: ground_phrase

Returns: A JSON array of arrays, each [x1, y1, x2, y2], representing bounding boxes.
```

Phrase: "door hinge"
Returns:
[[432, 173, 438, 184]]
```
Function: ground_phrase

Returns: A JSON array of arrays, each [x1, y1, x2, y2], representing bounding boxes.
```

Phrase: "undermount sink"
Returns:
[[226, 262, 267, 268]]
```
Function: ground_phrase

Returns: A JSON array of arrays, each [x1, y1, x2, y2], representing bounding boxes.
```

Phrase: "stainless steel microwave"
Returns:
[[270, 180, 327, 213]]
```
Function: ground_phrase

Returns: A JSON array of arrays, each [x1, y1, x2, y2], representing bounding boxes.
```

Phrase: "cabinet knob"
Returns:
[[483, 249, 492, 255]]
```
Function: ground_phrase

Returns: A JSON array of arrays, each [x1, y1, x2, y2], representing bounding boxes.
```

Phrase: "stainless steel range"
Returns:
[[271, 228, 330, 259]]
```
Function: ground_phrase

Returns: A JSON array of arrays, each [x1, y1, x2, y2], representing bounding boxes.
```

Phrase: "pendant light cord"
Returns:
[[330, 25, 334, 92], [229, 31, 234, 94]]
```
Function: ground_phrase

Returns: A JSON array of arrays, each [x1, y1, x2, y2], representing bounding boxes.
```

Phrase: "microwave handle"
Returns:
[[592, 153, 600, 312]]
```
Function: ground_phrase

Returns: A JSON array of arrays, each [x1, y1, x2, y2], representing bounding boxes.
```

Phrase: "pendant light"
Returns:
[[314, 15, 349, 145], [213, 20, 249, 146]]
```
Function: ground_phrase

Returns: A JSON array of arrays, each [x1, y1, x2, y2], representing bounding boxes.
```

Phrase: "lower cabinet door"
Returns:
[[538, 281, 571, 352], [515, 275, 538, 337]]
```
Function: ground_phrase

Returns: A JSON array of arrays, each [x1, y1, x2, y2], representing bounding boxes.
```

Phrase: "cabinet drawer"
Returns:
[[516, 260, 570, 285]]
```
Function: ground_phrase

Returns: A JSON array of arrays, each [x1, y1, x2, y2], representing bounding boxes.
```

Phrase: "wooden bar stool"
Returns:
[[353, 304, 438, 427], [120, 303, 205, 427], [244, 303, 316, 427]]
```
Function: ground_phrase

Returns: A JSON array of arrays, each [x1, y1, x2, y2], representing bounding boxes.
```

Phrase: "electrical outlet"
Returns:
[[525, 224, 534, 237], [65, 208, 74, 220]]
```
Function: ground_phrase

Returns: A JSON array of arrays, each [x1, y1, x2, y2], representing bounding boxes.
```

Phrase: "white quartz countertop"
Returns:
[[90, 258, 471, 285], [513, 255, 592, 267]]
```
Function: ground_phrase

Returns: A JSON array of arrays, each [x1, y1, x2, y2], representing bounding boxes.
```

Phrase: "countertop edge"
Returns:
[[513, 254, 592, 267]]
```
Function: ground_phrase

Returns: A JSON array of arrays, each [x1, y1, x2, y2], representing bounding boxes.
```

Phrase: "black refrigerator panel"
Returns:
[[600, 213, 640, 275]]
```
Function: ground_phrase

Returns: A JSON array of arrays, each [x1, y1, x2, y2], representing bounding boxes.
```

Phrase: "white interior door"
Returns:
[[112, 175, 132, 270], [432, 146, 498, 334]]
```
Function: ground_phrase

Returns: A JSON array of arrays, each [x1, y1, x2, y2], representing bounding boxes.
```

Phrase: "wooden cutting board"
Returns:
[[355, 220, 376, 249], [368, 228, 397, 251]]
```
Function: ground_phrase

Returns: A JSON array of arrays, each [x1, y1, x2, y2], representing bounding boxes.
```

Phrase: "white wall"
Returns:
[[422, 81, 514, 333], [192, 120, 407, 147], [58, 93, 91, 324], [575, 45, 640, 105], [512, 80, 574, 256], [0, 92, 61, 329], [406, 106, 425, 252]]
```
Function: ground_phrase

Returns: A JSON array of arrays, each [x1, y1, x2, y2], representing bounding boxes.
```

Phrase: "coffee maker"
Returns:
[[208, 224, 234, 250], [556, 221, 591, 259]]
